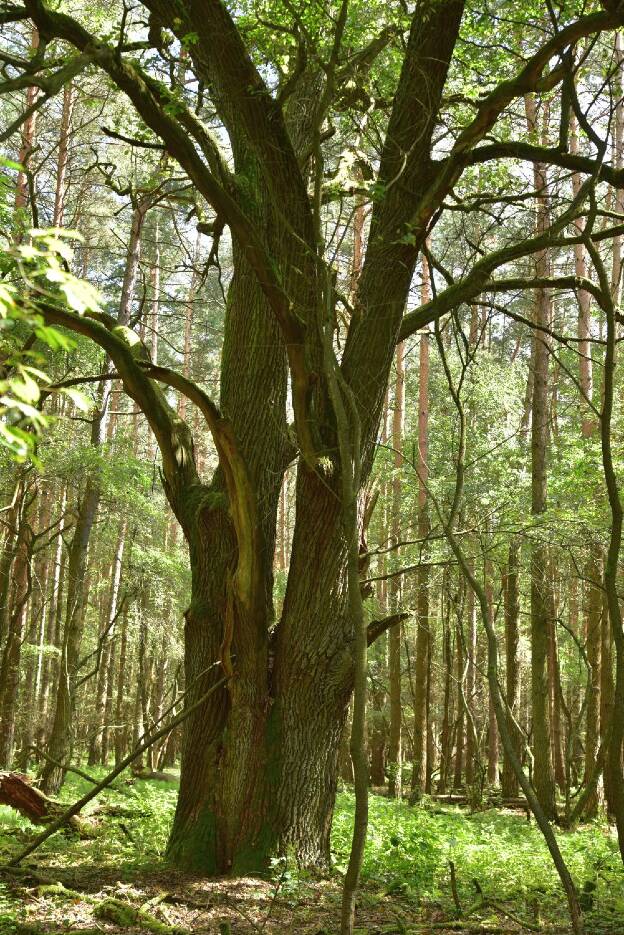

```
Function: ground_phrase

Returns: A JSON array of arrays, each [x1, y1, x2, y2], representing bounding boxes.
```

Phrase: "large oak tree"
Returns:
[[6, 0, 624, 880]]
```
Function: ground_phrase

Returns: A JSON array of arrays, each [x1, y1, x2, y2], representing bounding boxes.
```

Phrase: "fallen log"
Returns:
[[129, 768, 178, 783], [0, 772, 66, 825], [428, 793, 529, 810], [0, 772, 91, 835]]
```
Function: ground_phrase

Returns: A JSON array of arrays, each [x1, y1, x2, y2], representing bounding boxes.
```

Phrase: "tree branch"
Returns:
[[23, 0, 301, 344], [461, 140, 624, 188], [139, 362, 262, 617], [398, 183, 597, 341], [451, 9, 624, 159], [141, 0, 315, 247], [28, 302, 198, 505], [366, 612, 410, 647], [0, 54, 88, 143]]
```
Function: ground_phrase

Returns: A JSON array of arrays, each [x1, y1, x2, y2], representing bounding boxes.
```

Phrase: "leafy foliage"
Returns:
[[0, 220, 95, 460]]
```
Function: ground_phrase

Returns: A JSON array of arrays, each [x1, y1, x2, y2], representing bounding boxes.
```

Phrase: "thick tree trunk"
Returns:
[[168, 468, 352, 873], [166, 166, 290, 870], [272, 468, 352, 865]]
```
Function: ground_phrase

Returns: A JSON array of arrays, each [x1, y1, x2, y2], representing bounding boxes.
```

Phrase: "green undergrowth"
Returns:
[[332, 791, 624, 928], [0, 768, 179, 872], [0, 774, 623, 932]]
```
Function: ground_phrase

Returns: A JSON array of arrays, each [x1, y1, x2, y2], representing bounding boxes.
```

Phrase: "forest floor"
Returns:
[[0, 773, 622, 935]]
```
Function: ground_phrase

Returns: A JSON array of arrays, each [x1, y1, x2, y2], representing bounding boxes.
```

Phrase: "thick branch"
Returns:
[[398, 192, 598, 341], [0, 6, 30, 24], [407, 9, 624, 232], [142, 0, 314, 247], [462, 140, 624, 188], [30, 302, 198, 504], [140, 363, 261, 616], [24, 1, 302, 347], [366, 612, 409, 647], [452, 10, 624, 159]]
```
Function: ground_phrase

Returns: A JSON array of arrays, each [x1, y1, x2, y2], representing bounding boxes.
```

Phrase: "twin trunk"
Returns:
[[167, 465, 353, 874]]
